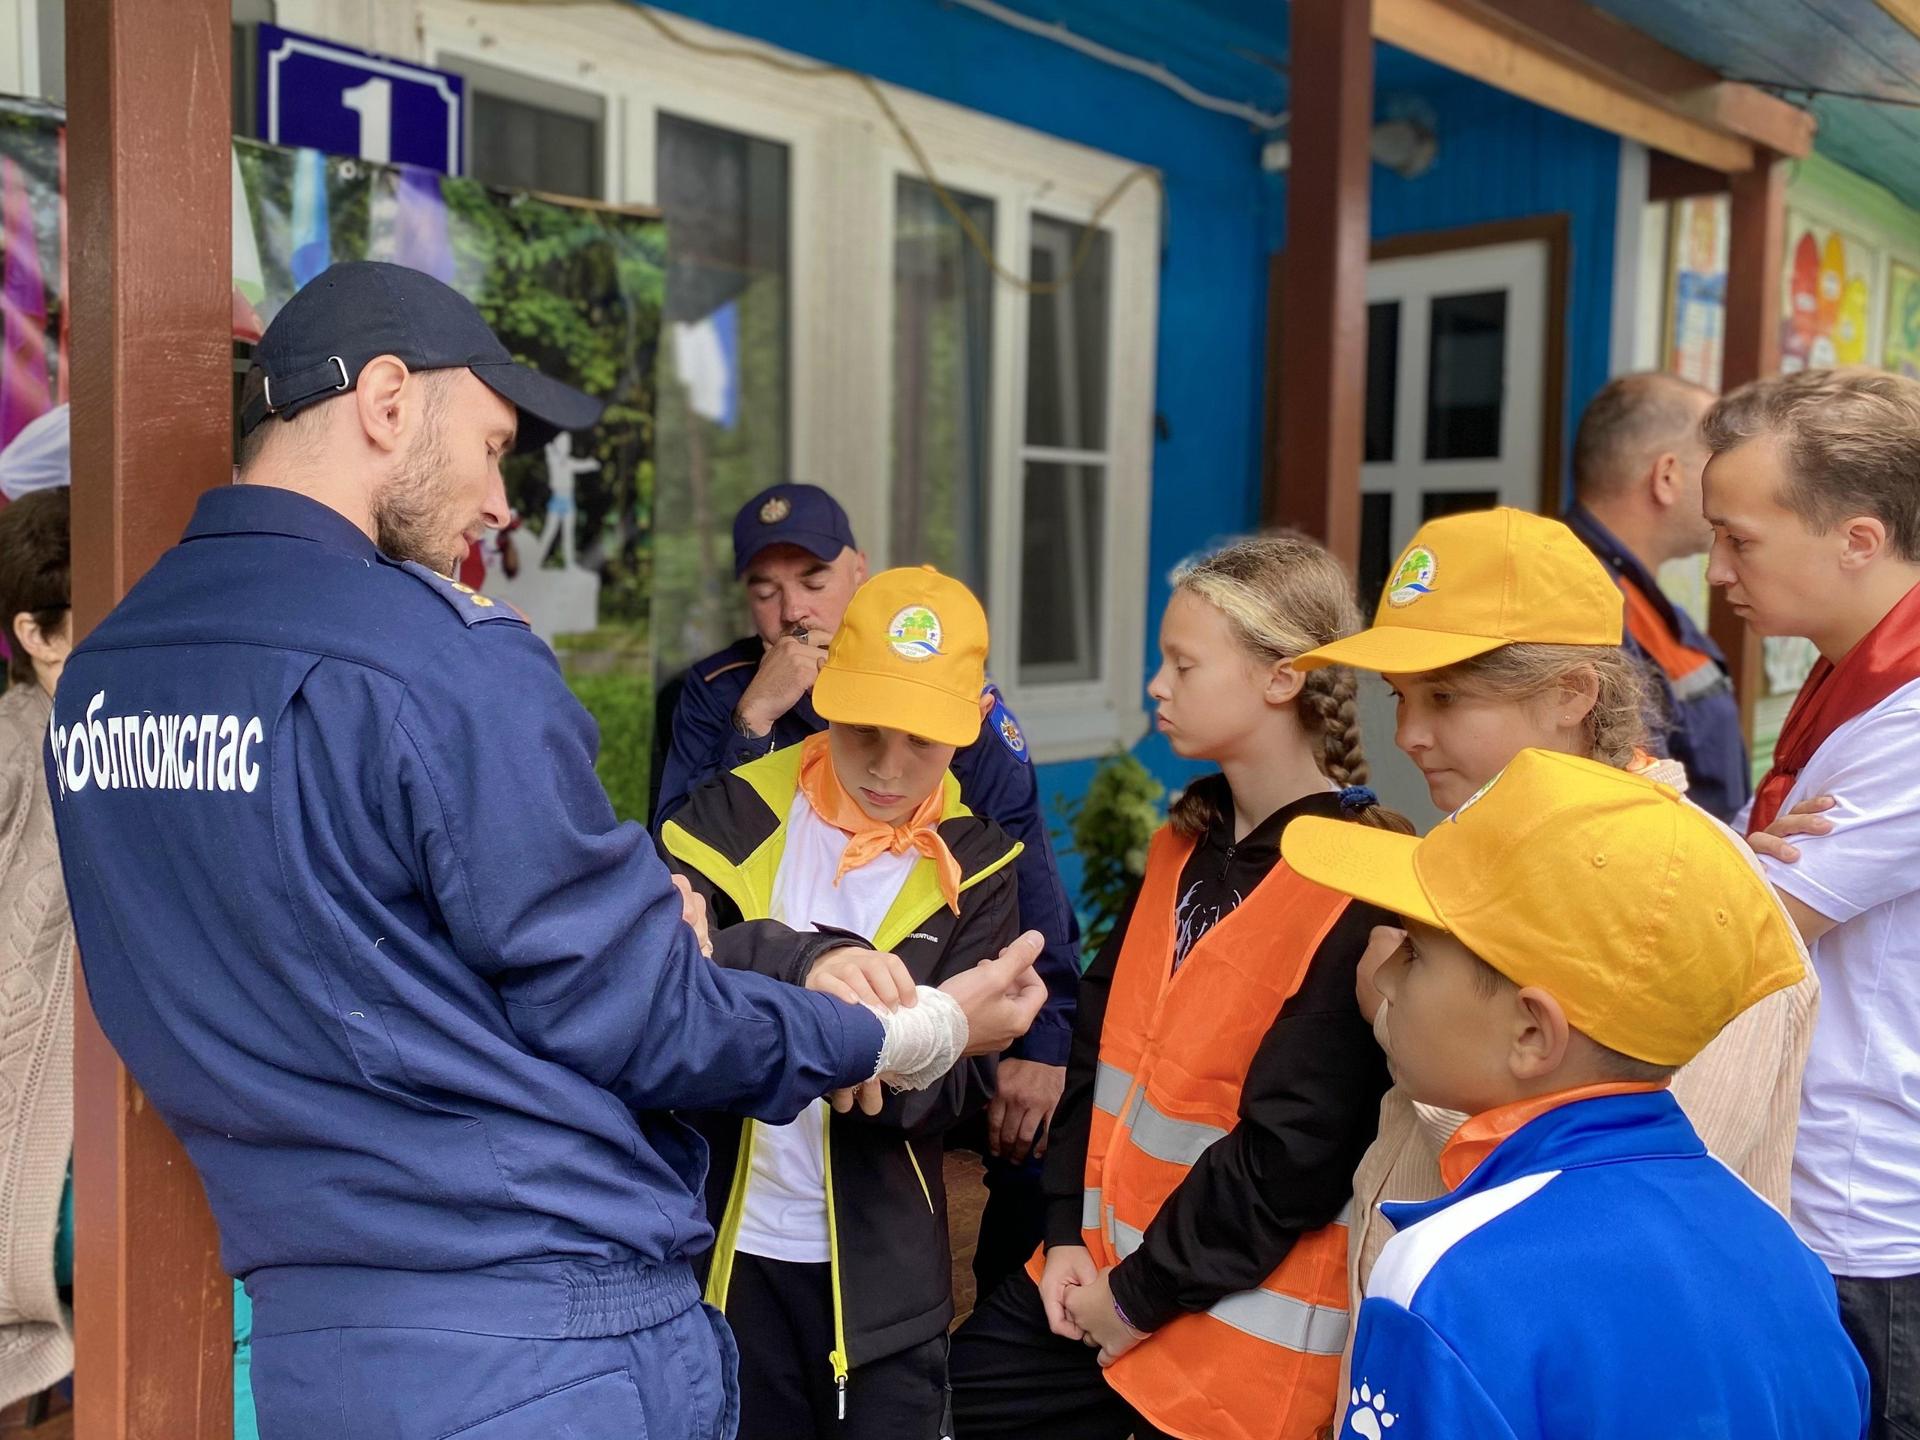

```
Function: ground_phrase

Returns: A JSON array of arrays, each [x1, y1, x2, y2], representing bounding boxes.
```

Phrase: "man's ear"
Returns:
[[1836, 514, 1890, 572], [979, 692, 996, 721], [850, 550, 870, 587], [1265, 659, 1306, 707], [1648, 452, 1682, 509], [352, 355, 414, 456], [1507, 986, 1573, 1083]]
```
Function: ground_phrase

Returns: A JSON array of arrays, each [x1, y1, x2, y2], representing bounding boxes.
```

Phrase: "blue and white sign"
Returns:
[[258, 24, 464, 175]]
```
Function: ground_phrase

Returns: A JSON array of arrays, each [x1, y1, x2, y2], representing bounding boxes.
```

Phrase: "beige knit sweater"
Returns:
[[1339, 826, 1820, 1398], [0, 684, 74, 1404]]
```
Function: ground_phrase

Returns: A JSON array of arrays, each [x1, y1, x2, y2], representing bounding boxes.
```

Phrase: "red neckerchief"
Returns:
[[1748, 580, 1920, 835]]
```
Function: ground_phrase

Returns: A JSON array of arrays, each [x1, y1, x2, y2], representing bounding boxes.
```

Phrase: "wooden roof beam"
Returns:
[[1373, 0, 1794, 174], [1464, 0, 1815, 159]]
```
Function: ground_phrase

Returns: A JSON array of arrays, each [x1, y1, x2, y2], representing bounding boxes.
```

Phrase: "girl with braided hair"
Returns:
[[950, 533, 1409, 1440]]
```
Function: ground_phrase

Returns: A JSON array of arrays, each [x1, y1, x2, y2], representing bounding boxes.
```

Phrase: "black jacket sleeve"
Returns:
[[1107, 901, 1392, 1332], [664, 855, 871, 986], [1041, 884, 1141, 1250]]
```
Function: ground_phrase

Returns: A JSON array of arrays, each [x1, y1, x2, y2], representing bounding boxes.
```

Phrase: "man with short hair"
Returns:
[[1567, 371, 1748, 821], [656, 483, 1081, 1297], [47, 262, 1048, 1439], [1703, 366, 1920, 1438]]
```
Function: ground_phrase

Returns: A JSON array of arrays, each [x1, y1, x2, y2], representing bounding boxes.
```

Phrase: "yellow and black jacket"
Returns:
[[659, 745, 1023, 1381]]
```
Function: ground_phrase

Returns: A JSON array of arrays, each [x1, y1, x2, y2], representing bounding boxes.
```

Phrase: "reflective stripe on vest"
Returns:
[[1093, 1060, 1131, 1116], [1127, 1097, 1230, 1167], [1212, 1289, 1349, 1357]]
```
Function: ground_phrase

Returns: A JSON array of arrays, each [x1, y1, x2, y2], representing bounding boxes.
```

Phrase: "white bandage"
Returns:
[[866, 986, 969, 1090]]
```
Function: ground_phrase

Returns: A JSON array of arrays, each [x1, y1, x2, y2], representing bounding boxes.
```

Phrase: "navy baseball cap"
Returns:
[[733, 484, 859, 576], [239, 261, 604, 452]]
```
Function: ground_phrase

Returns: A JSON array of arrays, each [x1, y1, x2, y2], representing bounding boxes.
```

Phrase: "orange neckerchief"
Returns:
[[1438, 1080, 1669, 1190], [796, 733, 962, 913]]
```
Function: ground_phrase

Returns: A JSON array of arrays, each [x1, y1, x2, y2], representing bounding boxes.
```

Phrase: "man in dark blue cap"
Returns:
[[655, 483, 1082, 1301], [48, 262, 1048, 1439]]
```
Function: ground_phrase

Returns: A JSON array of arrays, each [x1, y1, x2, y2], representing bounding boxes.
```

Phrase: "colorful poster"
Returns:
[[1666, 196, 1729, 389], [1885, 261, 1920, 380], [1781, 214, 1876, 372]]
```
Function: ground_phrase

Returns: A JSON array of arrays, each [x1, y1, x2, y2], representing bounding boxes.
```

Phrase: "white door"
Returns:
[[1356, 236, 1554, 827]]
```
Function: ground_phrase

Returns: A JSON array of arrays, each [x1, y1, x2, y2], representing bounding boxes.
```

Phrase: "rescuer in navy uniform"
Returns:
[[47, 262, 1046, 1440]]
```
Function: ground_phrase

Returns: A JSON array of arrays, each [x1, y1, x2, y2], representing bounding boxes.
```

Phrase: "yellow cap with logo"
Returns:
[[812, 566, 989, 747], [1280, 749, 1804, 1067], [1295, 507, 1623, 675]]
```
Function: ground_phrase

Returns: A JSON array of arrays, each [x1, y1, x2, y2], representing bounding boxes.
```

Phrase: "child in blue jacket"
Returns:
[[1281, 748, 1867, 1440]]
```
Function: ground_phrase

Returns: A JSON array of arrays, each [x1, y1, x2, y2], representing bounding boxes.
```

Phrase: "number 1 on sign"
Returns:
[[342, 76, 393, 163]]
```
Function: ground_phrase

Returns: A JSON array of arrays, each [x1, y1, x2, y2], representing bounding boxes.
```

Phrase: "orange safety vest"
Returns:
[[1029, 823, 1355, 1440]]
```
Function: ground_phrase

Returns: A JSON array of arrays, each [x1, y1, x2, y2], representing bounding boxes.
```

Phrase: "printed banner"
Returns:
[[1780, 213, 1877, 373], [1885, 260, 1920, 380]]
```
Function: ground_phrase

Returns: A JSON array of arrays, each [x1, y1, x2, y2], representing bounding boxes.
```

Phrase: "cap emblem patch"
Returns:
[[759, 496, 792, 524], [1387, 545, 1438, 607], [888, 605, 944, 662]]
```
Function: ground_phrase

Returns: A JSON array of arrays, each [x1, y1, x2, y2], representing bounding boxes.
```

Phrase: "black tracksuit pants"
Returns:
[[725, 1252, 950, 1440]]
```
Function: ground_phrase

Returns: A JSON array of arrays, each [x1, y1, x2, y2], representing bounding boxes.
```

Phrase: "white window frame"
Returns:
[[1, 0, 41, 98], [321, 0, 1160, 762]]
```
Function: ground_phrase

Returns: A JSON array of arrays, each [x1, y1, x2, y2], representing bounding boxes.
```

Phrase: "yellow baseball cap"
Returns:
[[1294, 508, 1623, 675], [812, 566, 988, 747], [1280, 749, 1804, 1066]]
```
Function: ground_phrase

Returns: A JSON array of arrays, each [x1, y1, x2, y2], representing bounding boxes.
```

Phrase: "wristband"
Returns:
[[1113, 1294, 1145, 1336]]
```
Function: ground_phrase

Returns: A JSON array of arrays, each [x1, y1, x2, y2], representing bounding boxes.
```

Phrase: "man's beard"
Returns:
[[371, 425, 464, 572]]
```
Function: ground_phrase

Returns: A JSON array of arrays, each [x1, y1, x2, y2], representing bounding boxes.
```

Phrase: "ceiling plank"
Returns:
[[1373, 0, 1756, 172], [1466, 0, 1812, 156]]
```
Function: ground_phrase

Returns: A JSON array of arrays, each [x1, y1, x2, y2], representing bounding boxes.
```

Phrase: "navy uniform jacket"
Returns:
[[47, 485, 884, 1280], [654, 636, 1078, 1066], [1566, 506, 1750, 824]]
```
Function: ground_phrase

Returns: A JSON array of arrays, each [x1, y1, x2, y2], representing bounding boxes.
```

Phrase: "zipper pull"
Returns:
[[831, 1349, 850, 1420]]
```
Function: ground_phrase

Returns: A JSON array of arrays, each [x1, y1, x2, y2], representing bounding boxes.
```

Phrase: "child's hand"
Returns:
[[1037, 1244, 1098, 1340], [671, 874, 713, 958], [1061, 1266, 1145, 1366], [1747, 794, 1836, 864], [808, 947, 918, 1009], [939, 931, 1048, 1055]]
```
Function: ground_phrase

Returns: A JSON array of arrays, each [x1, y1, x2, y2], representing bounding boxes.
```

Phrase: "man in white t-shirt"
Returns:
[[1702, 367, 1920, 1438]]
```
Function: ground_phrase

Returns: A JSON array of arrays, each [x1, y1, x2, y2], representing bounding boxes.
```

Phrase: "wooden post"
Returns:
[[1710, 157, 1786, 737], [67, 0, 234, 1435], [1268, 0, 1374, 567]]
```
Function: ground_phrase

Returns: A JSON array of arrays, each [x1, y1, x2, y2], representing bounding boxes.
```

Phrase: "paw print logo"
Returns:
[[1346, 1381, 1398, 1439]]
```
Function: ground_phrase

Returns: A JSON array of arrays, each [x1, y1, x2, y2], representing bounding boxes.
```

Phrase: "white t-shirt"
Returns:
[[730, 793, 918, 1265], [1756, 675, 1920, 1278]]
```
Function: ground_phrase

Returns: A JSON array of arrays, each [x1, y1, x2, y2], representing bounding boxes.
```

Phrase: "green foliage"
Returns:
[[566, 670, 653, 826], [1058, 752, 1165, 956]]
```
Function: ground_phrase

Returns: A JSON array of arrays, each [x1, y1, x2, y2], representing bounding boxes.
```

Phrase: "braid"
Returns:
[[1168, 784, 1220, 841], [1303, 665, 1369, 787]]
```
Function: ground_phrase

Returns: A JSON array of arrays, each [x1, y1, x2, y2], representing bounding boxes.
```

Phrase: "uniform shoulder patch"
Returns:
[[984, 690, 1030, 763], [397, 560, 530, 629]]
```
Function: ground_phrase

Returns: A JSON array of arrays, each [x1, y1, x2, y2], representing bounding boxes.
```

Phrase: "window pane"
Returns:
[[652, 113, 791, 673], [1424, 289, 1507, 460], [893, 178, 994, 597], [1019, 461, 1105, 685], [1421, 488, 1501, 520], [1026, 215, 1110, 451], [471, 92, 602, 199], [1364, 301, 1399, 464], [1358, 491, 1394, 611]]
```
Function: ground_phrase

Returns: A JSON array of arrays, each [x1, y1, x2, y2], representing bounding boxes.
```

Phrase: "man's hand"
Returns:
[[807, 946, 918, 1010], [671, 874, 713, 958], [988, 1058, 1064, 1162], [736, 628, 832, 735], [1037, 1244, 1099, 1340], [938, 930, 1048, 1056], [1747, 794, 1836, 864], [1062, 1265, 1145, 1367]]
